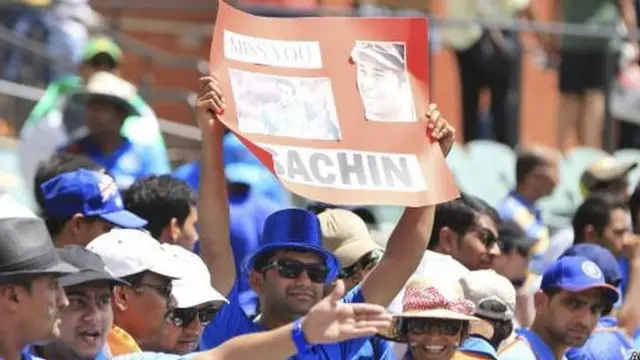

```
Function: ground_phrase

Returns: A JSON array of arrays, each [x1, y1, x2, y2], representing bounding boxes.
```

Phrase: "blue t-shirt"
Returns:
[[63, 136, 170, 189], [499, 328, 567, 360], [112, 352, 198, 360], [459, 336, 498, 359], [199, 284, 391, 360], [566, 316, 635, 360]]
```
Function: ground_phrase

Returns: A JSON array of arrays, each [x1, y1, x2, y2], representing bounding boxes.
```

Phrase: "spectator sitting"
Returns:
[[40, 169, 146, 247], [33, 245, 129, 360], [560, 244, 634, 360], [580, 157, 638, 202], [20, 36, 170, 193], [498, 148, 559, 275], [160, 246, 228, 354], [380, 275, 479, 360], [33, 152, 105, 213], [123, 175, 199, 250], [458, 269, 517, 359], [86, 229, 182, 355], [61, 71, 169, 188]]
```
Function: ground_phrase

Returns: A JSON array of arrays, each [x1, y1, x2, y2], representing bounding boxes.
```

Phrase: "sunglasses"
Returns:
[[405, 318, 464, 336], [136, 282, 173, 299], [261, 259, 329, 284], [339, 249, 383, 279], [169, 306, 219, 327]]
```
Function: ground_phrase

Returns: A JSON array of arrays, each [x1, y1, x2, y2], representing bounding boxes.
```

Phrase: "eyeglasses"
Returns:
[[339, 249, 383, 279], [168, 306, 220, 327], [405, 318, 464, 336], [136, 282, 173, 299], [261, 259, 329, 284]]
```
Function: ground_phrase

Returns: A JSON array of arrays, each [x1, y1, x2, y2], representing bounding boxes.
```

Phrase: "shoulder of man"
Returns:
[[112, 352, 195, 360], [497, 337, 536, 360]]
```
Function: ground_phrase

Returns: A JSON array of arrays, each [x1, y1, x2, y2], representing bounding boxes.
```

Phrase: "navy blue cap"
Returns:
[[541, 256, 619, 304], [244, 208, 340, 283], [41, 169, 147, 229], [561, 244, 622, 287]]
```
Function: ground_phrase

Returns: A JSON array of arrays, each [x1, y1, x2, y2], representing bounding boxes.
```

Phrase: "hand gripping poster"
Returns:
[[209, 1, 459, 206]]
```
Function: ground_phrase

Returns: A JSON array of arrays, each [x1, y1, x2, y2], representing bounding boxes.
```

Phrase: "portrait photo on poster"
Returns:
[[228, 69, 342, 141], [351, 41, 416, 123]]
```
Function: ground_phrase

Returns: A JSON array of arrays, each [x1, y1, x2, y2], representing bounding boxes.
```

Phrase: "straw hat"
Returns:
[[380, 275, 478, 343]]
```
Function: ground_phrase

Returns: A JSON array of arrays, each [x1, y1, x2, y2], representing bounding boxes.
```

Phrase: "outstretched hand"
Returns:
[[425, 103, 455, 157], [301, 280, 392, 345], [195, 76, 226, 135]]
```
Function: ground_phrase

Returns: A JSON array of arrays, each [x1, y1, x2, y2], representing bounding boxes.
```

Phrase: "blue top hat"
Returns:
[[244, 208, 340, 283]]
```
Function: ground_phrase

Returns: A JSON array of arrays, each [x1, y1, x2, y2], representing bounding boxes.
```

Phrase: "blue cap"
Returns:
[[561, 244, 622, 287], [41, 169, 147, 229], [223, 133, 261, 167], [541, 256, 619, 304], [244, 208, 340, 283]]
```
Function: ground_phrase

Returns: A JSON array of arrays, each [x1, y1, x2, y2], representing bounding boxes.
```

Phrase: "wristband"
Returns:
[[291, 318, 311, 353]]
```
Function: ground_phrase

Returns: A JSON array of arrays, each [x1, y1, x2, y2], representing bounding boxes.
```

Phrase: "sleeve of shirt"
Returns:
[[337, 285, 379, 359], [198, 281, 253, 351], [498, 341, 536, 360], [580, 332, 632, 360]]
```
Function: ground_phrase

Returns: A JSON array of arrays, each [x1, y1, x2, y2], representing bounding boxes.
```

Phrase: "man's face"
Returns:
[[160, 303, 218, 354], [537, 288, 608, 347], [85, 97, 126, 138], [356, 58, 404, 119], [174, 206, 199, 251], [447, 214, 500, 270], [67, 216, 113, 248], [17, 276, 69, 343], [531, 162, 559, 198], [493, 246, 531, 289], [254, 251, 326, 321], [57, 282, 113, 358], [276, 83, 294, 107], [79, 54, 118, 82], [600, 208, 631, 257], [118, 272, 173, 351]]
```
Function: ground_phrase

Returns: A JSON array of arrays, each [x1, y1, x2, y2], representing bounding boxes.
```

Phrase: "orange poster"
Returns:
[[209, 1, 459, 206]]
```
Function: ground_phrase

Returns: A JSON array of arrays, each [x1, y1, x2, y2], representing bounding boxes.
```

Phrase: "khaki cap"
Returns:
[[580, 156, 637, 193], [318, 208, 382, 268]]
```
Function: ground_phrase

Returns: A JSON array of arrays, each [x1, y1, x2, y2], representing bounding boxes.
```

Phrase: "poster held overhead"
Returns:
[[209, 1, 458, 207]]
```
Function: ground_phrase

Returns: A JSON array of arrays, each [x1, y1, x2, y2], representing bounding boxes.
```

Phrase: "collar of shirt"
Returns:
[[107, 326, 141, 357], [458, 336, 498, 359], [516, 328, 564, 360], [508, 191, 542, 220]]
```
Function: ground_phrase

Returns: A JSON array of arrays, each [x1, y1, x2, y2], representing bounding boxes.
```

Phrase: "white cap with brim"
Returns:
[[86, 229, 183, 280], [163, 244, 228, 308], [68, 71, 138, 117]]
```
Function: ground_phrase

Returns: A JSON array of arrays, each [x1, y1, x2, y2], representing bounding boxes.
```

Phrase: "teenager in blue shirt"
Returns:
[[498, 256, 619, 360], [193, 75, 456, 360]]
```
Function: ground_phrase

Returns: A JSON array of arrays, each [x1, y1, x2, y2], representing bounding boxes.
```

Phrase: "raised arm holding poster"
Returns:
[[209, 1, 458, 206]]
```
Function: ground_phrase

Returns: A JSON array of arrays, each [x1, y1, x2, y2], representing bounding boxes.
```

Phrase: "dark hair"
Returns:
[[34, 153, 104, 212], [573, 193, 629, 243], [428, 193, 501, 250], [122, 175, 197, 239], [515, 151, 548, 184], [45, 215, 102, 239], [629, 183, 640, 233]]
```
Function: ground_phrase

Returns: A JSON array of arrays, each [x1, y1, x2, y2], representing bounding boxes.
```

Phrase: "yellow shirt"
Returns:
[[107, 326, 142, 356], [441, 0, 531, 50]]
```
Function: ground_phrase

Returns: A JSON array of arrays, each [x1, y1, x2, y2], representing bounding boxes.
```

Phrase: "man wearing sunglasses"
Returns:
[[320, 208, 384, 293], [427, 193, 502, 271], [87, 229, 183, 355], [33, 245, 129, 360], [194, 75, 456, 360], [160, 246, 228, 354]]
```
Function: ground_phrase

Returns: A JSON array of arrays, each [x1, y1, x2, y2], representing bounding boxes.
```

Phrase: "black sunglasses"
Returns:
[[136, 282, 173, 299], [169, 306, 219, 327], [405, 318, 464, 336], [339, 249, 383, 279], [261, 259, 329, 284]]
